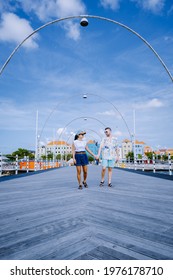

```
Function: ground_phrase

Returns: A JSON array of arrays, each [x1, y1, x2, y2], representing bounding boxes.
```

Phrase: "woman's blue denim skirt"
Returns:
[[75, 152, 89, 166]]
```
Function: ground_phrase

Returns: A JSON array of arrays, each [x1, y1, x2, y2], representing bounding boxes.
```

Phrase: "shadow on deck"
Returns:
[[0, 166, 173, 260]]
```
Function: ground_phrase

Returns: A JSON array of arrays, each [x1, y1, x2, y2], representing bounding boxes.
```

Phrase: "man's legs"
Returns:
[[101, 166, 106, 182], [108, 167, 112, 185]]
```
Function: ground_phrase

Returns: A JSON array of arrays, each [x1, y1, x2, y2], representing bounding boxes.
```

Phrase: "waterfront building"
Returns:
[[86, 140, 99, 157], [144, 146, 153, 153], [133, 140, 145, 159], [121, 139, 132, 160], [166, 148, 173, 156], [38, 141, 72, 157]]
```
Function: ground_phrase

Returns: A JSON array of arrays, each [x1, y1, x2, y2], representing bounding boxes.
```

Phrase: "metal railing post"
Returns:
[[153, 153, 155, 173], [168, 153, 172, 176], [142, 156, 145, 172], [46, 157, 48, 169], [0, 152, 2, 177], [26, 156, 29, 173], [34, 155, 37, 171], [40, 157, 43, 170], [15, 155, 18, 175], [134, 156, 137, 170]]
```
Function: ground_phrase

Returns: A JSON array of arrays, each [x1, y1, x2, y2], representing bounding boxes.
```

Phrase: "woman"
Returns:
[[72, 129, 96, 189]]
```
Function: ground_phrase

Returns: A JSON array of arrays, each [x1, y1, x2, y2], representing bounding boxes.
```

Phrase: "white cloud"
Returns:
[[164, 36, 173, 42], [114, 130, 123, 136], [19, 0, 85, 20], [0, 99, 35, 130], [0, 13, 38, 48], [147, 98, 164, 107], [100, 0, 120, 10], [64, 21, 80, 41], [131, 0, 165, 13], [57, 127, 66, 135], [97, 110, 117, 116], [135, 98, 164, 109], [17, 0, 86, 41]]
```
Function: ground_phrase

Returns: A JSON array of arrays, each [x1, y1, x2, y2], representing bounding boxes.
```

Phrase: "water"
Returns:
[[155, 171, 172, 176]]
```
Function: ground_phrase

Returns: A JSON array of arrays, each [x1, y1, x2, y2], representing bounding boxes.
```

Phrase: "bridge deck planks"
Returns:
[[0, 166, 173, 260]]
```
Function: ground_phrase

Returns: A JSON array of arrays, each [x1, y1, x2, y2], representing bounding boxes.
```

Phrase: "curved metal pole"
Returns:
[[0, 15, 172, 82], [39, 92, 131, 140], [39, 92, 86, 139], [57, 116, 106, 142], [86, 93, 132, 141], [65, 128, 102, 143]]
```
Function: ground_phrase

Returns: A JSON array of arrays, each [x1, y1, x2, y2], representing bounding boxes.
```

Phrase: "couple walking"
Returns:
[[72, 127, 119, 190]]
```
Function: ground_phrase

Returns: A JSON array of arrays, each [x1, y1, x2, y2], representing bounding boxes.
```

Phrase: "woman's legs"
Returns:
[[76, 166, 82, 185], [82, 165, 88, 182]]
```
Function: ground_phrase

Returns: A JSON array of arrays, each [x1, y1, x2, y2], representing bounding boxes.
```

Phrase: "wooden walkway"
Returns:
[[0, 166, 173, 260]]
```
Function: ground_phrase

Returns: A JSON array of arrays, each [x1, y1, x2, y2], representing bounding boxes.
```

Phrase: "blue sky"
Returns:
[[0, 0, 173, 154]]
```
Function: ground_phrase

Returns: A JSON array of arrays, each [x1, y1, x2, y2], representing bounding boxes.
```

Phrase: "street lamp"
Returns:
[[80, 18, 89, 27]]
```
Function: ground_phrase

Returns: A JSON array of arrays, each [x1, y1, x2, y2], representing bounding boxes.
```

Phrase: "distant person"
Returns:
[[72, 130, 97, 190], [96, 127, 119, 187]]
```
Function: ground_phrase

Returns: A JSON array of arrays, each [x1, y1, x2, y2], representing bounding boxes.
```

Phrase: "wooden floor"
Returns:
[[0, 166, 173, 260]]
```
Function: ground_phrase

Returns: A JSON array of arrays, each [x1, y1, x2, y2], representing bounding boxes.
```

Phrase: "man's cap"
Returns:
[[76, 129, 86, 135]]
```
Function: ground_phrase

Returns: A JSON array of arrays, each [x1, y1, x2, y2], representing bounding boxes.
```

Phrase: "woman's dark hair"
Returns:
[[74, 134, 79, 140]]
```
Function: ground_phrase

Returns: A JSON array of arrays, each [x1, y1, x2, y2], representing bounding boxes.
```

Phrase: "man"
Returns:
[[96, 127, 119, 187]]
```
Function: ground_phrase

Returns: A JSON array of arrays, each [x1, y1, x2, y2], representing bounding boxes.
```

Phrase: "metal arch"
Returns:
[[85, 93, 132, 141], [0, 15, 172, 82], [57, 116, 106, 142], [65, 128, 102, 144], [38, 92, 132, 141]]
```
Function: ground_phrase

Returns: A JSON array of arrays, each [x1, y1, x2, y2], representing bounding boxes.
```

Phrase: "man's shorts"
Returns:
[[102, 159, 115, 168]]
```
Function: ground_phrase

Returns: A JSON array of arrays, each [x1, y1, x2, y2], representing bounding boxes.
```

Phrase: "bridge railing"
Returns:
[[115, 156, 172, 176], [0, 153, 74, 177]]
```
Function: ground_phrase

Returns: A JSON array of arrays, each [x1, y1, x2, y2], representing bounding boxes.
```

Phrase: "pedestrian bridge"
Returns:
[[0, 166, 173, 260]]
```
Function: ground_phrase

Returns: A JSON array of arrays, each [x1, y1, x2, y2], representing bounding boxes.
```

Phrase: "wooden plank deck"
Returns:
[[0, 166, 173, 260]]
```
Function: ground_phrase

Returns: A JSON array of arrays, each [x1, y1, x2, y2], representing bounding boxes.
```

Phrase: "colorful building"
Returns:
[[38, 141, 72, 157], [122, 139, 132, 159], [134, 140, 145, 158], [144, 146, 153, 154], [86, 140, 99, 157]]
